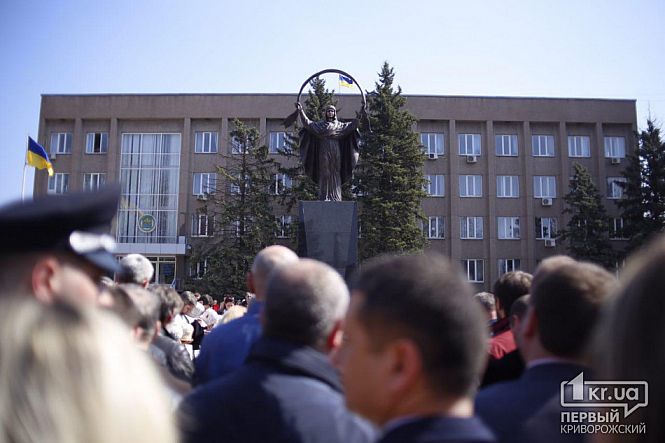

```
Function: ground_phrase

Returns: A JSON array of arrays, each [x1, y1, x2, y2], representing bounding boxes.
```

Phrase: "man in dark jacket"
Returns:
[[475, 259, 617, 443], [334, 254, 495, 443], [180, 259, 375, 443], [193, 245, 298, 385]]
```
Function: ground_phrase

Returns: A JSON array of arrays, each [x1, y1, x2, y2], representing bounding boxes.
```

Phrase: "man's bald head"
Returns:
[[249, 245, 299, 299], [264, 259, 349, 350]]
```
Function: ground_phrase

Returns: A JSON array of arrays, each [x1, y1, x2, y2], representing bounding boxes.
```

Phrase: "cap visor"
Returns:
[[82, 250, 122, 274]]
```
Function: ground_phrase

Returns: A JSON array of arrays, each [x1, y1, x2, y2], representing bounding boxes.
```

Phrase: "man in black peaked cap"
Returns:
[[0, 185, 121, 304]]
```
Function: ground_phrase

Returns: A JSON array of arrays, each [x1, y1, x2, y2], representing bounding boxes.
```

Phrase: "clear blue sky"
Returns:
[[1, 0, 664, 205]]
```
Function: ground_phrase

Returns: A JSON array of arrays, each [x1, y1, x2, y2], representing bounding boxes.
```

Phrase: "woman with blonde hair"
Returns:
[[0, 295, 178, 443]]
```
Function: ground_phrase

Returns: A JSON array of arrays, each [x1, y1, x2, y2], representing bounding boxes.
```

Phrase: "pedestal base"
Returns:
[[298, 201, 358, 279]]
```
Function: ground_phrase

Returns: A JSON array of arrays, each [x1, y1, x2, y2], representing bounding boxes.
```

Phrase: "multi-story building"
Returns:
[[35, 93, 636, 290]]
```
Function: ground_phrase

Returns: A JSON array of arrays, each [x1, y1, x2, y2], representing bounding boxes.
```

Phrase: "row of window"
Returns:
[[46, 130, 628, 160], [424, 175, 626, 199], [461, 259, 519, 283], [48, 131, 292, 156], [190, 214, 293, 238], [420, 133, 627, 159], [46, 170, 626, 201], [424, 216, 627, 240], [192, 173, 292, 196]]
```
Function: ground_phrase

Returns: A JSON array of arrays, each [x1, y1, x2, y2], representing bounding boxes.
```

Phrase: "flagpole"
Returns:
[[21, 135, 28, 202]]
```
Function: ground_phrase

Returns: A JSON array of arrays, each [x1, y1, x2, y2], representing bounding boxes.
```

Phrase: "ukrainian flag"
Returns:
[[26, 137, 54, 176], [339, 74, 354, 88]]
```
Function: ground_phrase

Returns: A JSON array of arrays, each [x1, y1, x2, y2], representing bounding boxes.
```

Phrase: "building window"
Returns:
[[462, 259, 484, 283], [532, 135, 555, 157], [460, 216, 483, 240], [273, 173, 293, 195], [458, 133, 481, 156], [230, 135, 249, 154], [276, 215, 292, 238], [498, 259, 521, 275], [604, 137, 626, 159], [536, 217, 558, 239], [459, 175, 483, 197], [428, 216, 445, 239], [568, 136, 591, 158], [269, 131, 288, 154], [497, 217, 520, 240], [118, 133, 181, 245], [497, 175, 519, 198], [606, 177, 626, 199], [191, 214, 213, 237], [47, 173, 69, 194], [194, 132, 218, 153], [191, 259, 207, 279], [50, 132, 72, 155], [83, 173, 106, 192], [86, 132, 108, 154], [534, 176, 556, 198], [425, 174, 445, 197], [193, 173, 217, 195], [495, 134, 518, 156], [421, 132, 444, 156], [609, 218, 627, 240]]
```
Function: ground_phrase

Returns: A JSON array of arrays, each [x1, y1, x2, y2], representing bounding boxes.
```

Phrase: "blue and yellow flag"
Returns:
[[339, 74, 354, 88], [26, 137, 54, 176]]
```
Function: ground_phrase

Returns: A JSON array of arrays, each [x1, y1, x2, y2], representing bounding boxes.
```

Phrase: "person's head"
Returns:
[[263, 258, 349, 352], [149, 284, 182, 325], [0, 295, 177, 443], [474, 292, 496, 322], [117, 254, 154, 288], [324, 105, 337, 122], [200, 294, 212, 308], [509, 294, 530, 351], [180, 291, 197, 315], [335, 254, 487, 426], [247, 245, 299, 299], [221, 305, 248, 324], [0, 186, 122, 304], [115, 284, 160, 348], [523, 261, 616, 361], [595, 235, 665, 442], [492, 271, 532, 319]]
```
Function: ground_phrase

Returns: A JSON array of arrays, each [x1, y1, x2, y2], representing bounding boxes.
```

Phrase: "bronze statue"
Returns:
[[284, 69, 368, 202], [296, 102, 361, 201]]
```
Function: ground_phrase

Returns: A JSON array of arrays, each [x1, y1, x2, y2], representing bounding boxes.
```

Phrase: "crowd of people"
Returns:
[[0, 186, 663, 443]]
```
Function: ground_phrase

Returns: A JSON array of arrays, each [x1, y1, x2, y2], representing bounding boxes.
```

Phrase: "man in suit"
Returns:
[[193, 244, 298, 385], [181, 259, 374, 443], [334, 254, 494, 443], [475, 258, 617, 443]]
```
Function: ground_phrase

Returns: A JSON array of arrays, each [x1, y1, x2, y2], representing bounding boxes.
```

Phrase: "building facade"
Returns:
[[35, 93, 636, 290]]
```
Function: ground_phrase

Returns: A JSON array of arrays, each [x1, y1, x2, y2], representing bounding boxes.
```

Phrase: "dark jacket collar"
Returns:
[[247, 336, 343, 392], [523, 361, 589, 382], [380, 416, 495, 443]]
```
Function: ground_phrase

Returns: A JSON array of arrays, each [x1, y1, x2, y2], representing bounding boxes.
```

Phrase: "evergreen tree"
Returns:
[[187, 119, 279, 295], [619, 120, 665, 254], [354, 62, 427, 260], [559, 162, 614, 268]]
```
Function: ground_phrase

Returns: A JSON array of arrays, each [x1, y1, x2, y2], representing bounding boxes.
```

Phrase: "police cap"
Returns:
[[0, 185, 122, 274]]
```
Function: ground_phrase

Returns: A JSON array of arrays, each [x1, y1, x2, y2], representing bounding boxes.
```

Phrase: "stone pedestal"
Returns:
[[298, 201, 358, 279]]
